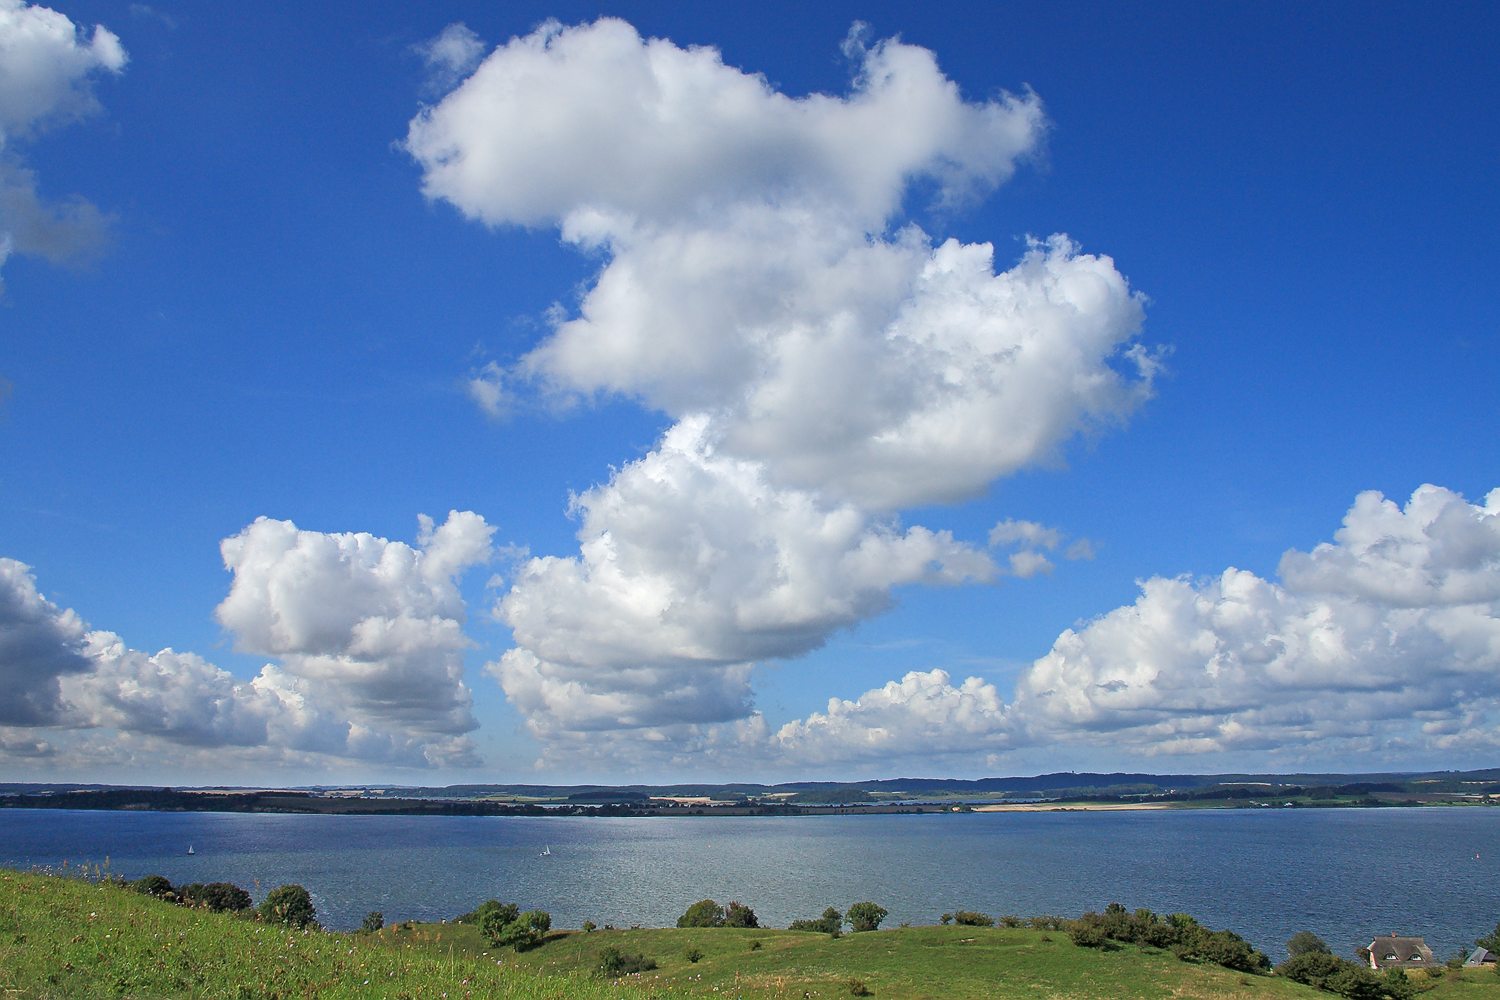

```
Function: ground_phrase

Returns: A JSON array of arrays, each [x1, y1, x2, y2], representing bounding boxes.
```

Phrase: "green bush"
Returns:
[[940, 913, 953, 925], [1288, 931, 1332, 957], [597, 945, 657, 976], [131, 874, 175, 900], [725, 901, 759, 928], [677, 899, 726, 928], [685, 945, 703, 963], [790, 907, 843, 935], [847, 977, 871, 996], [258, 884, 316, 929], [1068, 905, 1269, 974], [582, 920, 596, 933], [477, 905, 549, 951], [361, 911, 384, 933], [1070, 922, 1107, 947], [953, 911, 994, 927], [181, 882, 252, 913], [846, 902, 888, 933], [455, 899, 518, 926]]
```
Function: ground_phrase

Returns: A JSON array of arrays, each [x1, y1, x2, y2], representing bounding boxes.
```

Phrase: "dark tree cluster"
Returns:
[[1068, 904, 1270, 974], [597, 945, 657, 977], [952, 911, 995, 927], [259, 884, 317, 929], [455, 899, 551, 951], [788, 902, 887, 935], [675, 899, 758, 928], [130, 875, 253, 914], [789, 907, 844, 936]]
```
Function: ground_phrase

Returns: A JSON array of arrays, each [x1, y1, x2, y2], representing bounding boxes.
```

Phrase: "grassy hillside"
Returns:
[[5, 869, 1500, 998]]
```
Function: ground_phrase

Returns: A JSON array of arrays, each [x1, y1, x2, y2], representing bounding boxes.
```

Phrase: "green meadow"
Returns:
[[5, 868, 1500, 999]]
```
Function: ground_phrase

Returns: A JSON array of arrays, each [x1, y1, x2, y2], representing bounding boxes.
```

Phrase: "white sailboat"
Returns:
[[539, 844, 552, 856], [187, 845, 195, 855]]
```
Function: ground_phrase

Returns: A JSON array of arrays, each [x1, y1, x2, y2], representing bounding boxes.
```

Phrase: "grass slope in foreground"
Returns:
[[0, 871, 1497, 1000]]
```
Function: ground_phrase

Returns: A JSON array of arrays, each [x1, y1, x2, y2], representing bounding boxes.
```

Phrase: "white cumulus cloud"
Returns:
[[0, 0, 125, 289], [0, 0, 124, 138], [408, 20, 1154, 754], [765, 484, 1500, 771], [0, 512, 496, 771], [488, 417, 993, 737], [408, 19, 1151, 509]]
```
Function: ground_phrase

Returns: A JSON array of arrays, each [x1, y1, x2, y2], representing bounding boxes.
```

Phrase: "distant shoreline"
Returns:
[[974, 802, 1176, 812], [1, 786, 1491, 818]]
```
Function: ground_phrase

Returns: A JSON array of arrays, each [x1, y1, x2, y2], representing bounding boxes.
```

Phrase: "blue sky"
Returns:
[[0, 1, 1496, 784]]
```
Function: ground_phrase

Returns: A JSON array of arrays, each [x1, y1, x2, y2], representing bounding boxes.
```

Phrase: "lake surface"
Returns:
[[3, 807, 1499, 962]]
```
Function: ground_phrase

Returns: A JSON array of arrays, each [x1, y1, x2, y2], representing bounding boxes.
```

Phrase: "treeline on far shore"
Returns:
[[0, 787, 953, 817]]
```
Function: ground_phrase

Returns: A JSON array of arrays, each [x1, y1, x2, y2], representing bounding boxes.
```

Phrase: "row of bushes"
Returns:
[[676, 899, 760, 928], [1066, 903, 1270, 973], [130, 874, 318, 929], [787, 902, 888, 936]]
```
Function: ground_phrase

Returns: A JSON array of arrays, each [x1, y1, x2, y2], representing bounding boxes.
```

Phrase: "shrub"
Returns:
[[598, 946, 657, 976], [1000, 915, 1022, 928], [582, 920, 596, 933], [492, 909, 550, 952], [724, 901, 759, 928], [940, 913, 953, 925], [953, 911, 995, 927], [748, 939, 761, 951], [456, 900, 518, 926], [258, 885, 316, 929], [1188, 929, 1269, 973], [847, 977, 871, 996], [790, 907, 843, 935], [1070, 923, 1107, 948], [678, 899, 726, 928], [685, 946, 703, 963], [1068, 906, 1269, 973], [182, 882, 252, 913], [131, 875, 175, 900], [1288, 931, 1332, 957], [846, 902, 888, 933], [361, 911, 384, 933]]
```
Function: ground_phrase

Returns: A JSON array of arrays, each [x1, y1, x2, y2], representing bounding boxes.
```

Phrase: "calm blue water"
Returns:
[[3, 807, 1498, 961]]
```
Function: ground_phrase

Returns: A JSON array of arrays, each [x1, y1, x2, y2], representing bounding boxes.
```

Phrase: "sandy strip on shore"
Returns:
[[972, 802, 1176, 812]]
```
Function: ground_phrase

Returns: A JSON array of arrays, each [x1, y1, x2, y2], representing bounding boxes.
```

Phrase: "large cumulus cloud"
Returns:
[[766, 484, 1500, 771], [411, 20, 1151, 509], [488, 417, 993, 737], [0, 512, 494, 771], [410, 19, 1151, 751], [0, 0, 124, 288]]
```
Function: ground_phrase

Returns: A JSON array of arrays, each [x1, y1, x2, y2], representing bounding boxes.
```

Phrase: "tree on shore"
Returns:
[[725, 901, 759, 928], [846, 902, 888, 932], [789, 907, 842, 936], [678, 899, 726, 928], [1288, 931, 1331, 957], [258, 885, 316, 929]]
